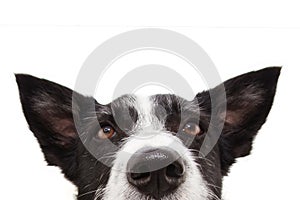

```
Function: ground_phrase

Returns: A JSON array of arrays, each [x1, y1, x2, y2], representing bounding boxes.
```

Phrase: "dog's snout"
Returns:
[[126, 147, 186, 199]]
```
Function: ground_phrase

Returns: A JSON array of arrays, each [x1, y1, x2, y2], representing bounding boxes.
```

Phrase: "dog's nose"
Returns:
[[126, 147, 186, 199]]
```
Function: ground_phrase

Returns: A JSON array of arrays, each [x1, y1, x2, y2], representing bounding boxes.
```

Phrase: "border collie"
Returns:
[[16, 67, 280, 200]]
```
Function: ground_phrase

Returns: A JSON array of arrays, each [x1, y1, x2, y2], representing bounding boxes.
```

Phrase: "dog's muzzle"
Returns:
[[126, 147, 186, 199]]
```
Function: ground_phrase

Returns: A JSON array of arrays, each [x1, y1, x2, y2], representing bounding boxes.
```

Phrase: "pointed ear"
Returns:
[[15, 74, 92, 180], [196, 67, 281, 174]]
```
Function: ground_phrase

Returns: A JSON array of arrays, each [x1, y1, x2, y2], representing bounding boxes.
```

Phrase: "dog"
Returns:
[[16, 67, 280, 200]]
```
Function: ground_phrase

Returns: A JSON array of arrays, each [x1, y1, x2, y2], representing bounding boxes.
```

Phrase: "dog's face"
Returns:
[[16, 67, 280, 200]]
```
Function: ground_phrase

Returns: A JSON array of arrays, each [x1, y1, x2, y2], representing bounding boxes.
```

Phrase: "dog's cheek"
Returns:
[[193, 145, 223, 198], [76, 147, 111, 200], [177, 134, 223, 198]]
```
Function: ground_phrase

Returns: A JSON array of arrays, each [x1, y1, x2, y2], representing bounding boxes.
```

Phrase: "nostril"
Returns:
[[128, 164, 152, 185], [131, 172, 151, 180], [166, 161, 185, 178]]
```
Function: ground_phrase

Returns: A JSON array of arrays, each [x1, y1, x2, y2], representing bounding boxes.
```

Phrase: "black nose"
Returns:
[[126, 147, 186, 199]]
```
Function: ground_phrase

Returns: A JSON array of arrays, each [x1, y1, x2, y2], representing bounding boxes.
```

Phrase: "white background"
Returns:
[[0, 1, 300, 199]]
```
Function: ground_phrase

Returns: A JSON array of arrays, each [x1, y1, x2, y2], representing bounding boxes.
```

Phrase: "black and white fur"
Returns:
[[16, 67, 280, 200]]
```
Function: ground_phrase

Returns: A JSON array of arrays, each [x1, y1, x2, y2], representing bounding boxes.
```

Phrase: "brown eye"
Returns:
[[182, 122, 202, 135], [98, 125, 115, 139]]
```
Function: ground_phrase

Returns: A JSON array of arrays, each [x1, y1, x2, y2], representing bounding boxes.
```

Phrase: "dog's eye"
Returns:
[[182, 122, 202, 135], [98, 125, 115, 139]]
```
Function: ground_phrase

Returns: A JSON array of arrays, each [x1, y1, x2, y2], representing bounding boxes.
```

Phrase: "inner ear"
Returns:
[[221, 85, 264, 126], [47, 117, 77, 147], [38, 107, 77, 140], [53, 118, 76, 138]]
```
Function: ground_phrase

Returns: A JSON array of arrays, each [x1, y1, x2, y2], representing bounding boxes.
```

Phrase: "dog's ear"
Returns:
[[15, 74, 93, 180], [196, 67, 281, 175]]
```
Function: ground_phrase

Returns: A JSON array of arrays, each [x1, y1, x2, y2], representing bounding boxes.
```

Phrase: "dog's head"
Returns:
[[16, 67, 280, 200]]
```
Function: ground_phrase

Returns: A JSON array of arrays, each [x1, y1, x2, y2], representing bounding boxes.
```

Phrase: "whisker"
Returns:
[[77, 189, 99, 198]]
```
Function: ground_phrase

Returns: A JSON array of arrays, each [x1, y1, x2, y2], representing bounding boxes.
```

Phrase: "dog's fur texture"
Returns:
[[16, 67, 280, 200]]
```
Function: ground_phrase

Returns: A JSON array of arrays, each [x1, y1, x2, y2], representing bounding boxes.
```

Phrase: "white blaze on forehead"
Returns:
[[135, 96, 153, 126], [134, 95, 164, 131]]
